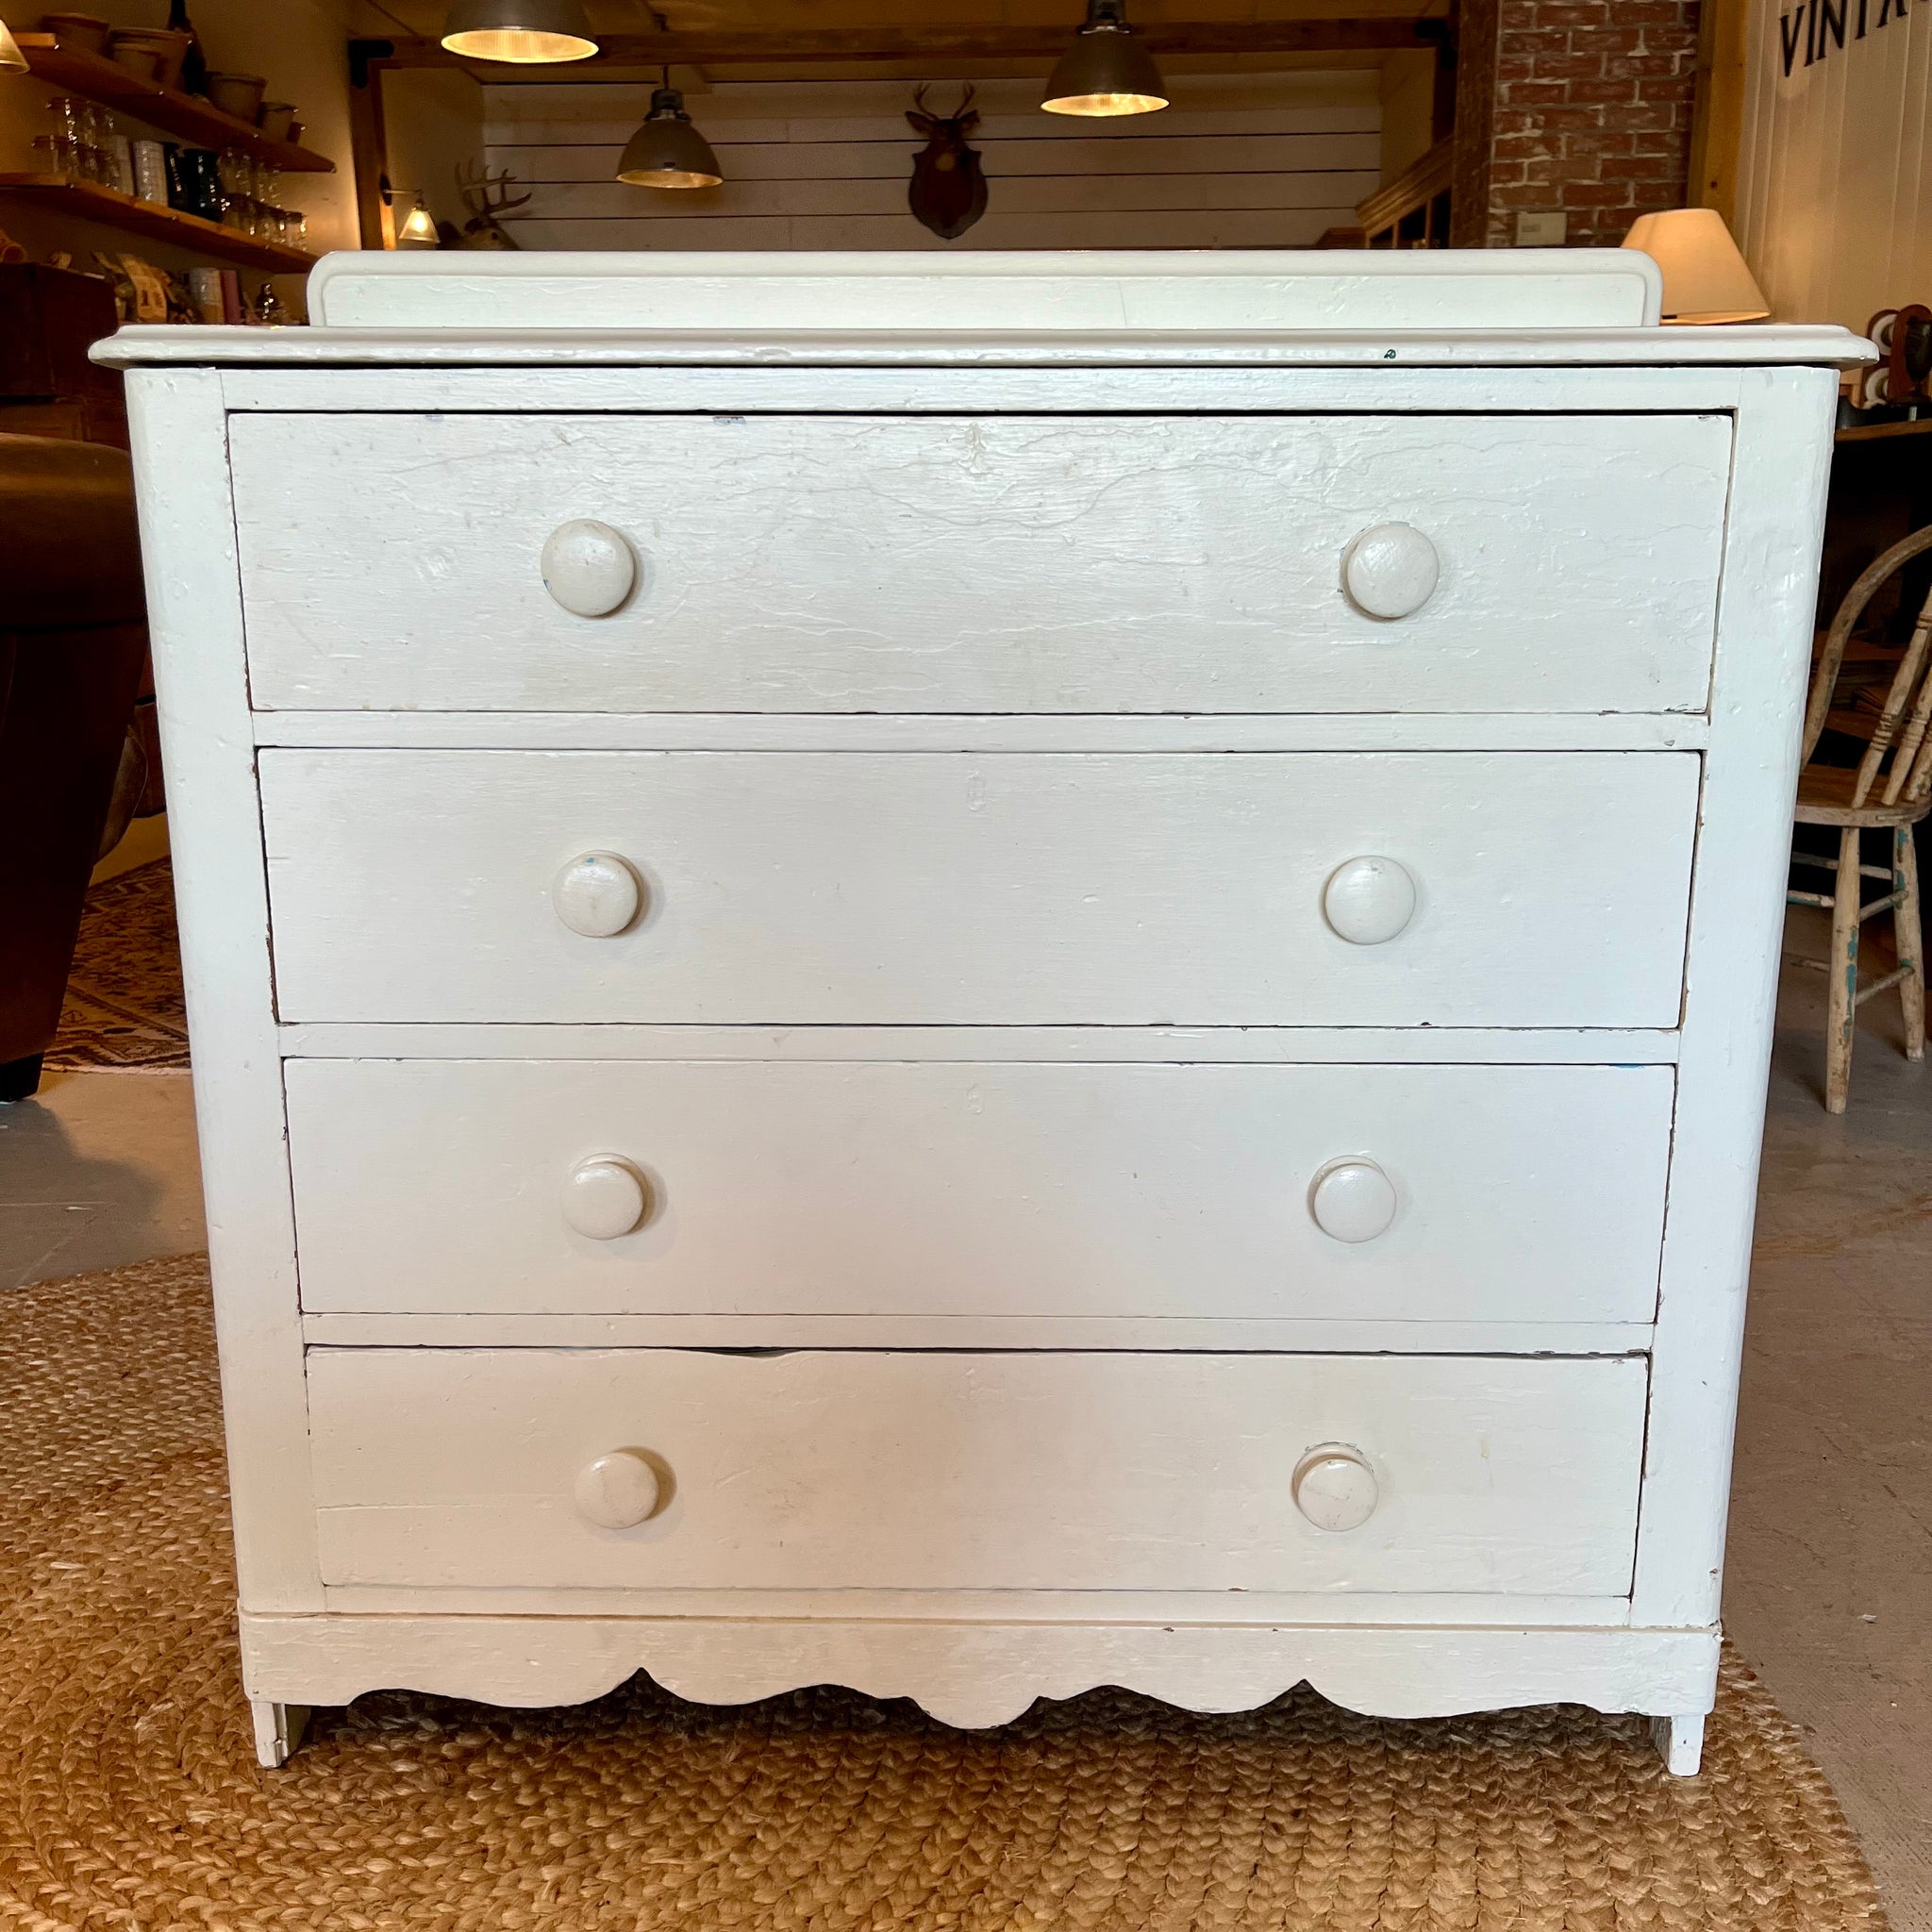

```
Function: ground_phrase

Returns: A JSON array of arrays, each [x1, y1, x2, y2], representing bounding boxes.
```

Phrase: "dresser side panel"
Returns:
[[122, 367, 321, 1611], [1632, 364, 1838, 1628]]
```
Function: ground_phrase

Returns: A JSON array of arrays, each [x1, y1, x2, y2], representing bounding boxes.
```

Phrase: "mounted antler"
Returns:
[[456, 160, 534, 219], [910, 81, 977, 126], [453, 159, 533, 251]]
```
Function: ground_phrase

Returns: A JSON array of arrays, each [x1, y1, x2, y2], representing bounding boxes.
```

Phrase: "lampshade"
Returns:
[[616, 84, 723, 190], [1621, 208, 1770, 325], [398, 193, 440, 247], [1042, 0, 1168, 117], [0, 18, 29, 71], [441, 0, 597, 64]]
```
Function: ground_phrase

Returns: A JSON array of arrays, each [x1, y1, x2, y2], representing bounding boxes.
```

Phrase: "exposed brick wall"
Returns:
[[1453, 0, 1703, 248]]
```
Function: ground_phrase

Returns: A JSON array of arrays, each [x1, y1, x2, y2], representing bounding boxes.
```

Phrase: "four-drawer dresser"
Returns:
[[99, 252, 1869, 1772]]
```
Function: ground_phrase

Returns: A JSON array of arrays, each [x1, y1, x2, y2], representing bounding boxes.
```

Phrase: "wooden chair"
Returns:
[[1788, 526, 1932, 1111]]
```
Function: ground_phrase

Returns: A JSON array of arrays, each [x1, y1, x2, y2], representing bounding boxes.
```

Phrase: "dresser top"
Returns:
[[95, 249, 1871, 370]]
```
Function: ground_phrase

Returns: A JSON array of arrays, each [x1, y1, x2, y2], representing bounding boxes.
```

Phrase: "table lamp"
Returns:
[[1622, 208, 1771, 324]]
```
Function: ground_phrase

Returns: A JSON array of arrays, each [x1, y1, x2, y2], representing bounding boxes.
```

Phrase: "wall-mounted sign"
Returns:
[[1778, 0, 1914, 77]]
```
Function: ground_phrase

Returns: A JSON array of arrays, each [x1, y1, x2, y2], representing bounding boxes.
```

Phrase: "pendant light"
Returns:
[[441, 0, 597, 64], [0, 18, 29, 71], [1041, 0, 1168, 117], [617, 72, 723, 190]]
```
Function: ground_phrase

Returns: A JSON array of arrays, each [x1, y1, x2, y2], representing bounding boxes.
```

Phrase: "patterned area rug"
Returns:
[[46, 858, 190, 1071], [0, 1254, 1890, 1932]]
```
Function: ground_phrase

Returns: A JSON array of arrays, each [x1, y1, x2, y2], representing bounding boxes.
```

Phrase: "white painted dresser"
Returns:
[[100, 253, 1867, 1774]]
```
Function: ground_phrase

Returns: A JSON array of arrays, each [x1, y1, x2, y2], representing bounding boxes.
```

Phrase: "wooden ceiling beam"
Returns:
[[368, 21, 1445, 73]]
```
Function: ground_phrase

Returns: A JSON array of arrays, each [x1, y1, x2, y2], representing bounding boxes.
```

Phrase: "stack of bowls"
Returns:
[[39, 12, 113, 57], [107, 25, 192, 88], [205, 72, 266, 122]]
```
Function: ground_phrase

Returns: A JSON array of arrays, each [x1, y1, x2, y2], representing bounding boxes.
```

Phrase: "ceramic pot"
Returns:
[[256, 101, 295, 142], [110, 26, 192, 90], [205, 71, 266, 121], [39, 12, 113, 57], [106, 38, 165, 83]]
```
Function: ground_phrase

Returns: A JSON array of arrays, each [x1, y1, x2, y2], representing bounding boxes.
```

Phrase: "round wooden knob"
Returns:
[[1342, 523, 1441, 620], [552, 851, 642, 938], [574, 1449, 662, 1530], [562, 1155, 652, 1240], [1308, 1158, 1397, 1243], [541, 519, 638, 618], [1292, 1445, 1379, 1533], [1322, 856, 1416, 945]]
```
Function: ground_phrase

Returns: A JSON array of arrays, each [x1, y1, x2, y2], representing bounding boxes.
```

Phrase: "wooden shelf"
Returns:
[[14, 33, 336, 175], [1837, 416, 1932, 444], [0, 175, 319, 273]]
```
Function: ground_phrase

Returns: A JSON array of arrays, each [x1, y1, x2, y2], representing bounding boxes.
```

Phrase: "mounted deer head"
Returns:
[[907, 83, 988, 241], [455, 160, 533, 251]]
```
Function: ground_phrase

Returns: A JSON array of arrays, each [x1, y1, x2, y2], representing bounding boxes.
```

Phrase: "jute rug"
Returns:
[[0, 1256, 1890, 1932], [46, 858, 190, 1072]]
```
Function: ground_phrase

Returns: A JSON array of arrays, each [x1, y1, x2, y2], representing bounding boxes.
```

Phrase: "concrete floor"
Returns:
[[0, 927, 1925, 1925], [0, 1067, 204, 1289], [1729, 920, 1932, 1929]]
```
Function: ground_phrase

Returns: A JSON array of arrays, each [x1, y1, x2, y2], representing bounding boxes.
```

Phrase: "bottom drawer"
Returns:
[[308, 1349, 1647, 1598]]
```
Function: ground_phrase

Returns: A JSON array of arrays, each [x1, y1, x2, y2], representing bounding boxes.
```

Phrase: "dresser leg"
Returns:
[[250, 1699, 310, 1769], [1649, 1711, 1705, 1776]]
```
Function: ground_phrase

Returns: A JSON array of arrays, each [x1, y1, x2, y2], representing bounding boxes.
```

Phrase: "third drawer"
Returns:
[[286, 1058, 1673, 1322]]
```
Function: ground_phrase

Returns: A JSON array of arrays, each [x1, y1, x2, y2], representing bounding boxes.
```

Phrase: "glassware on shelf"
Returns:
[[46, 97, 84, 176], [102, 125, 137, 195], [75, 104, 100, 180], [131, 139, 170, 205], [164, 143, 225, 223], [217, 151, 246, 227]]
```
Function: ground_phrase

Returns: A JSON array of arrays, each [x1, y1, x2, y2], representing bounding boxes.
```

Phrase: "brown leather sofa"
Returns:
[[0, 433, 149, 1102]]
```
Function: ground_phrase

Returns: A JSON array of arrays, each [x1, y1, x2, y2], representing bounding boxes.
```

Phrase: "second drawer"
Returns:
[[260, 750, 1700, 1026], [287, 1058, 1673, 1323]]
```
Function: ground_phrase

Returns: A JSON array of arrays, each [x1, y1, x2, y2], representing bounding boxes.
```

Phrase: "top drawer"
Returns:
[[230, 411, 1729, 716]]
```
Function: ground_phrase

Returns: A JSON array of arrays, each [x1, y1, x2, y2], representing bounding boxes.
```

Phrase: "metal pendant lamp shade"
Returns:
[[441, 0, 598, 64], [1042, 0, 1168, 117], [0, 18, 29, 71], [617, 84, 723, 190]]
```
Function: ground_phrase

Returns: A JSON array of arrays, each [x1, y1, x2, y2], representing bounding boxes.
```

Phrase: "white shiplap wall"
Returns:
[[483, 72, 1380, 251], [1733, 0, 1932, 328]]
